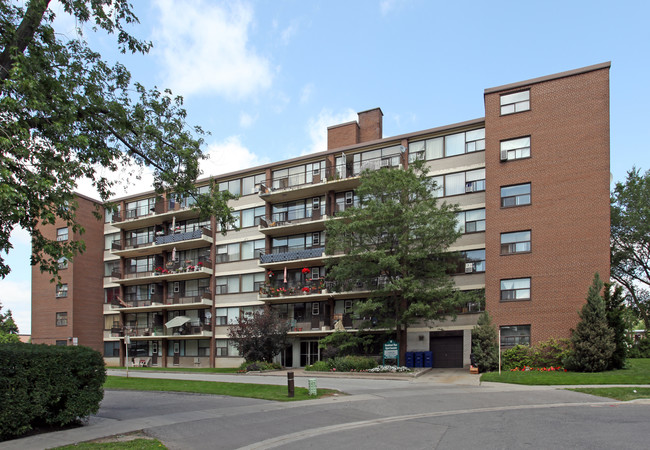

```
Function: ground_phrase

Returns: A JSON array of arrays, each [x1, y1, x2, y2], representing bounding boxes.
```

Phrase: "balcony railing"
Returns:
[[324, 277, 388, 293], [260, 278, 326, 298], [166, 323, 212, 336], [155, 227, 211, 245], [112, 236, 156, 251], [165, 292, 212, 305], [111, 197, 196, 223], [120, 294, 164, 308], [261, 209, 324, 228], [260, 247, 325, 264]]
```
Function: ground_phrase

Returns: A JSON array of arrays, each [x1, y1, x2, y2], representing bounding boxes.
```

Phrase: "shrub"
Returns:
[[238, 360, 282, 372], [0, 344, 105, 441], [305, 360, 331, 371], [329, 355, 377, 372], [628, 338, 650, 358], [501, 345, 533, 370], [471, 312, 498, 372], [529, 338, 572, 368]]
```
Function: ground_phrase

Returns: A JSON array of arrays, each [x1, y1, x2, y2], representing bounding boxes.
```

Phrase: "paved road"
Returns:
[[5, 370, 650, 449]]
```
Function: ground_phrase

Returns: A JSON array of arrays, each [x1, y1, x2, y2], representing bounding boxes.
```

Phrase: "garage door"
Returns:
[[430, 334, 463, 368]]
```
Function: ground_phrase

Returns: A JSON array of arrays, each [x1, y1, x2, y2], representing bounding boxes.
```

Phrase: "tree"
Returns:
[[471, 312, 498, 373], [228, 306, 290, 363], [603, 282, 631, 370], [565, 273, 615, 372], [611, 167, 650, 329], [0, 0, 235, 280], [0, 302, 20, 344], [325, 161, 464, 363]]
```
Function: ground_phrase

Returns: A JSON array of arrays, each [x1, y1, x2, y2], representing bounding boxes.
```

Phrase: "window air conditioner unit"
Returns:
[[465, 183, 474, 193], [500, 150, 509, 161], [465, 263, 474, 273], [380, 158, 391, 167]]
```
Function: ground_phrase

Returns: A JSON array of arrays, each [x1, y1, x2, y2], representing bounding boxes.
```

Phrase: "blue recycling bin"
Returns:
[[405, 352, 414, 368], [414, 352, 424, 368], [424, 351, 433, 368]]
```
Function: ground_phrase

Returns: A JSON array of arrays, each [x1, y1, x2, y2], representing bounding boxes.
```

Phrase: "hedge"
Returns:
[[0, 344, 106, 441]]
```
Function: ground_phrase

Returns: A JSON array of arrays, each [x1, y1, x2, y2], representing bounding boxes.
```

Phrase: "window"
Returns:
[[465, 129, 486, 153], [241, 239, 265, 260], [56, 312, 68, 326], [57, 257, 68, 270], [216, 307, 240, 326], [465, 169, 486, 193], [501, 231, 531, 254], [457, 209, 485, 233], [500, 325, 531, 347], [104, 232, 120, 250], [311, 302, 320, 316], [216, 339, 239, 356], [104, 287, 120, 304], [241, 273, 265, 292], [216, 243, 240, 263], [501, 183, 531, 207], [458, 250, 485, 274], [500, 90, 530, 115], [105, 205, 121, 223], [104, 260, 120, 277], [500, 278, 531, 301], [241, 206, 265, 228], [219, 178, 241, 196], [501, 136, 530, 161], [444, 133, 465, 157], [56, 284, 68, 298], [56, 227, 68, 242], [445, 169, 485, 196], [104, 341, 120, 357], [126, 197, 155, 219], [216, 276, 239, 295], [242, 174, 265, 195], [56, 340, 67, 346]]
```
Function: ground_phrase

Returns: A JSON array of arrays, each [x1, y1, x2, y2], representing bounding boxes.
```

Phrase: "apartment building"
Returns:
[[31, 62, 611, 368]]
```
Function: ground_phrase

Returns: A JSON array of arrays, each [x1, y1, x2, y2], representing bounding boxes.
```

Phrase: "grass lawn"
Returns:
[[104, 376, 339, 401], [56, 438, 166, 449], [568, 387, 650, 401], [480, 358, 650, 385], [107, 366, 239, 373]]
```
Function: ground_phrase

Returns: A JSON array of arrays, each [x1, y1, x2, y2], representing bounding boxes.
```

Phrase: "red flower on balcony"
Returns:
[[197, 261, 204, 266], [268, 270, 274, 277], [301, 287, 310, 293], [302, 267, 310, 274], [161, 269, 169, 274], [155, 267, 163, 273]]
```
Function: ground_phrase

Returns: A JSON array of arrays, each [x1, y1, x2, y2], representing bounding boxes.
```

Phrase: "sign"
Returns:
[[383, 340, 399, 366]]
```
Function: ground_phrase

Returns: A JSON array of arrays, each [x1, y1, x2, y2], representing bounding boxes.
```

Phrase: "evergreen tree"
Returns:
[[603, 283, 630, 370], [471, 312, 498, 372], [565, 274, 615, 372], [0, 302, 20, 344]]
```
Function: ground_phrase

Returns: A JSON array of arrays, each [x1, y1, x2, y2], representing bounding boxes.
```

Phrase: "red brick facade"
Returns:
[[484, 63, 611, 343]]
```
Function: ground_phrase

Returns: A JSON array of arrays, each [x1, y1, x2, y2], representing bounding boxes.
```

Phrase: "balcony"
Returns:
[[164, 321, 212, 338], [116, 260, 213, 286], [258, 278, 329, 301], [259, 166, 360, 203], [110, 292, 213, 312], [259, 210, 327, 236], [111, 200, 201, 231], [111, 228, 213, 258], [259, 246, 326, 269]]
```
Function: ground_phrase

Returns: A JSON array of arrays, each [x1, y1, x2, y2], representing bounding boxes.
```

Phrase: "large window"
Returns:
[[500, 278, 531, 301], [272, 232, 324, 254], [500, 136, 530, 161], [501, 183, 531, 207], [272, 161, 326, 189], [444, 169, 485, 196], [216, 276, 240, 295], [104, 232, 120, 250], [242, 239, 265, 260], [241, 206, 266, 228], [242, 273, 265, 292], [216, 243, 240, 263], [500, 325, 531, 347], [104, 260, 120, 277], [501, 231, 531, 255], [216, 339, 240, 356], [104, 287, 120, 304], [500, 90, 530, 115], [104, 341, 120, 357], [126, 256, 156, 275], [125, 197, 155, 219], [457, 250, 486, 274], [216, 307, 241, 325], [456, 209, 486, 234], [409, 128, 485, 162], [56, 312, 68, 326], [219, 178, 241, 196], [242, 174, 265, 196]]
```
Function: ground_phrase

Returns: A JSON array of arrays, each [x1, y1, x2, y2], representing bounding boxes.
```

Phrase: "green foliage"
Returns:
[[0, 302, 20, 344], [304, 360, 331, 371], [471, 312, 498, 372], [306, 355, 378, 372], [565, 274, 615, 372], [228, 306, 290, 363], [238, 360, 282, 372], [611, 167, 650, 329], [0, 343, 106, 440], [0, 1, 235, 280], [628, 338, 650, 358], [317, 331, 377, 359], [501, 339, 571, 370], [325, 160, 463, 354], [603, 283, 631, 369]]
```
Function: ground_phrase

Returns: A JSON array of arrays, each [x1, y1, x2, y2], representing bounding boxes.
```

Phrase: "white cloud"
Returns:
[[200, 136, 269, 177], [272, 91, 291, 113], [152, 0, 273, 100], [0, 279, 31, 335], [74, 162, 156, 200], [300, 83, 314, 104], [379, 0, 406, 16], [239, 112, 258, 128], [304, 108, 357, 155], [280, 23, 298, 45]]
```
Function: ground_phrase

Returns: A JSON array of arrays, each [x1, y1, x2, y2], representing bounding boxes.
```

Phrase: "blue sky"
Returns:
[[2, 0, 649, 334]]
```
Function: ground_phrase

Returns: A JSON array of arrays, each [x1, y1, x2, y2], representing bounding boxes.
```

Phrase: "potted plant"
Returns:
[[302, 287, 310, 295]]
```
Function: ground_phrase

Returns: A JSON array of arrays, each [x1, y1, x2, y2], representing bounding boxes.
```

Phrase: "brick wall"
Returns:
[[484, 65, 611, 344]]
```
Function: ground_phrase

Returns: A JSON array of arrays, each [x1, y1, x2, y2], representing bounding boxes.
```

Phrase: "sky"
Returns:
[[2, 0, 650, 334]]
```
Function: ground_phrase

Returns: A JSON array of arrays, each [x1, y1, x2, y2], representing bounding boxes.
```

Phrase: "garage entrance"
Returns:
[[429, 330, 464, 368]]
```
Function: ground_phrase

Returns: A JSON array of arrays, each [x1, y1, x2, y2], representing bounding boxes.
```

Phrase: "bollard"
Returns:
[[287, 371, 294, 398]]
